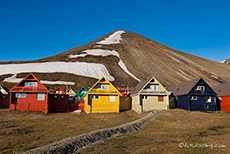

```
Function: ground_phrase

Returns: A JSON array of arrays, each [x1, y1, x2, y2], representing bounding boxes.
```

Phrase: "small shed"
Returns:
[[0, 85, 9, 108], [49, 87, 69, 112], [215, 82, 230, 112]]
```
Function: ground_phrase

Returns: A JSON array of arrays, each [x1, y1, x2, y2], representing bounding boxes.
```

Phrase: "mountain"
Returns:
[[221, 58, 230, 65], [0, 30, 230, 92]]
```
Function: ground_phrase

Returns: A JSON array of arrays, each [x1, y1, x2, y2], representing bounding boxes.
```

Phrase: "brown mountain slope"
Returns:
[[0, 30, 229, 92]]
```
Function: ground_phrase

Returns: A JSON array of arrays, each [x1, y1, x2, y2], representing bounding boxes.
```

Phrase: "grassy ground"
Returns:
[[79, 109, 230, 154], [0, 109, 149, 154]]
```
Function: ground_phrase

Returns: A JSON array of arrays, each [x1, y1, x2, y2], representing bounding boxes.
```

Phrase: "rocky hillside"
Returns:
[[221, 58, 230, 65], [0, 30, 230, 92]]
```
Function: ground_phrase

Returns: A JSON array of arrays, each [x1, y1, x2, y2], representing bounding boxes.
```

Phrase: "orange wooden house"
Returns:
[[215, 82, 230, 111], [9, 73, 50, 114], [48, 87, 69, 112]]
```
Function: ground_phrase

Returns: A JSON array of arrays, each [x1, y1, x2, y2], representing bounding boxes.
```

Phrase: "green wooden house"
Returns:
[[75, 87, 88, 100]]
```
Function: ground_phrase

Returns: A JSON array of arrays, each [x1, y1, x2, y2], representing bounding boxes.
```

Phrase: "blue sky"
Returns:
[[0, 0, 229, 62]]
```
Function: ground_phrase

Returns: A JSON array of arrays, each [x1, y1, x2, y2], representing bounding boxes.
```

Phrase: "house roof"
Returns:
[[9, 73, 50, 93], [215, 82, 230, 96], [76, 87, 88, 96], [67, 88, 76, 94], [173, 78, 201, 96], [131, 78, 151, 95], [83, 76, 120, 97], [52, 87, 66, 95], [0, 85, 9, 95]]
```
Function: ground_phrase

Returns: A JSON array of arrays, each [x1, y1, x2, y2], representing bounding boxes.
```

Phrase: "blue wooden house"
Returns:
[[173, 78, 217, 111]]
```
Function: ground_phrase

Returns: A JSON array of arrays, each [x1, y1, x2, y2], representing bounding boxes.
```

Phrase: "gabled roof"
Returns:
[[0, 85, 9, 95], [84, 76, 120, 97], [66, 88, 76, 94], [52, 87, 66, 94], [131, 78, 152, 95], [215, 82, 230, 96], [9, 73, 50, 93], [131, 76, 166, 96], [173, 78, 215, 96], [76, 87, 88, 96]]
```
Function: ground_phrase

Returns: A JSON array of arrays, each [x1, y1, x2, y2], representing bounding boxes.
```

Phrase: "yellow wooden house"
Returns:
[[83, 76, 120, 113]]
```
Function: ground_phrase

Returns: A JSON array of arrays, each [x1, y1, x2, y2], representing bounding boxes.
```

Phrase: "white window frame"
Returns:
[[24, 82, 30, 87], [104, 85, 109, 90], [205, 96, 211, 102], [33, 82, 37, 87], [109, 95, 116, 102], [37, 93, 45, 100], [95, 95, 99, 99], [15, 93, 20, 98], [21, 93, 26, 98], [190, 96, 197, 100]]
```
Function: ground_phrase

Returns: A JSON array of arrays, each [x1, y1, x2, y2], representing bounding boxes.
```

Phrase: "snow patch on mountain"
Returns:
[[3, 74, 75, 85], [68, 54, 87, 58], [0, 62, 115, 82], [220, 58, 230, 65], [68, 49, 140, 81], [97, 30, 125, 44], [178, 69, 192, 77]]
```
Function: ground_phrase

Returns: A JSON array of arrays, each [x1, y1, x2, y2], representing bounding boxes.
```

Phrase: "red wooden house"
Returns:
[[9, 73, 50, 114], [215, 82, 230, 112], [49, 87, 69, 112]]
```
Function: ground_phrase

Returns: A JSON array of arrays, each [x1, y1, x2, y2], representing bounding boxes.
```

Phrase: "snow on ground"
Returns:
[[97, 30, 125, 44], [68, 49, 140, 81], [220, 60, 226, 63], [178, 69, 192, 77], [3, 74, 75, 85], [0, 62, 115, 83], [68, 54, 87, 58], [118, 60, 140, 81]]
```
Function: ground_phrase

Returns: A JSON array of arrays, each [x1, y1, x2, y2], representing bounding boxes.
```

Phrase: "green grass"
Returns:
[[0, 109, 148, 154], [78, 109, 230, 154]]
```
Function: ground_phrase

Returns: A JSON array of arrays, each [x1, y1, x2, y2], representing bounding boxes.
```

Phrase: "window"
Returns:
[[56, 91, 58, 93], [205, 96, 211, 102], [154, 86, 157, 91], [61, 95, 64, 98], [104, 85, 108, 90], [158, 96, 164, 102], [21, 93, 26, 98], [78, 96, 81, 100], [2, 95, 5, 98], [146, 85, 150, 89], [141, 96, 149, 99], [109, 95, 116, 102], [59, 91, 62, 94], [54, 95, 57, 98], [204, 105, 209, 109], [195, 86, 205, 92], [97, 84, 101, 89], [69, 97, 73, 100], [90, 95, 94, 99], [190, 96, 197, 100], [37, 93, 45, 100], [33, 82, 37, 87], [95, 95, 99, 99], [15, 93, 20, 98], [24, 82, 29, 87]]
